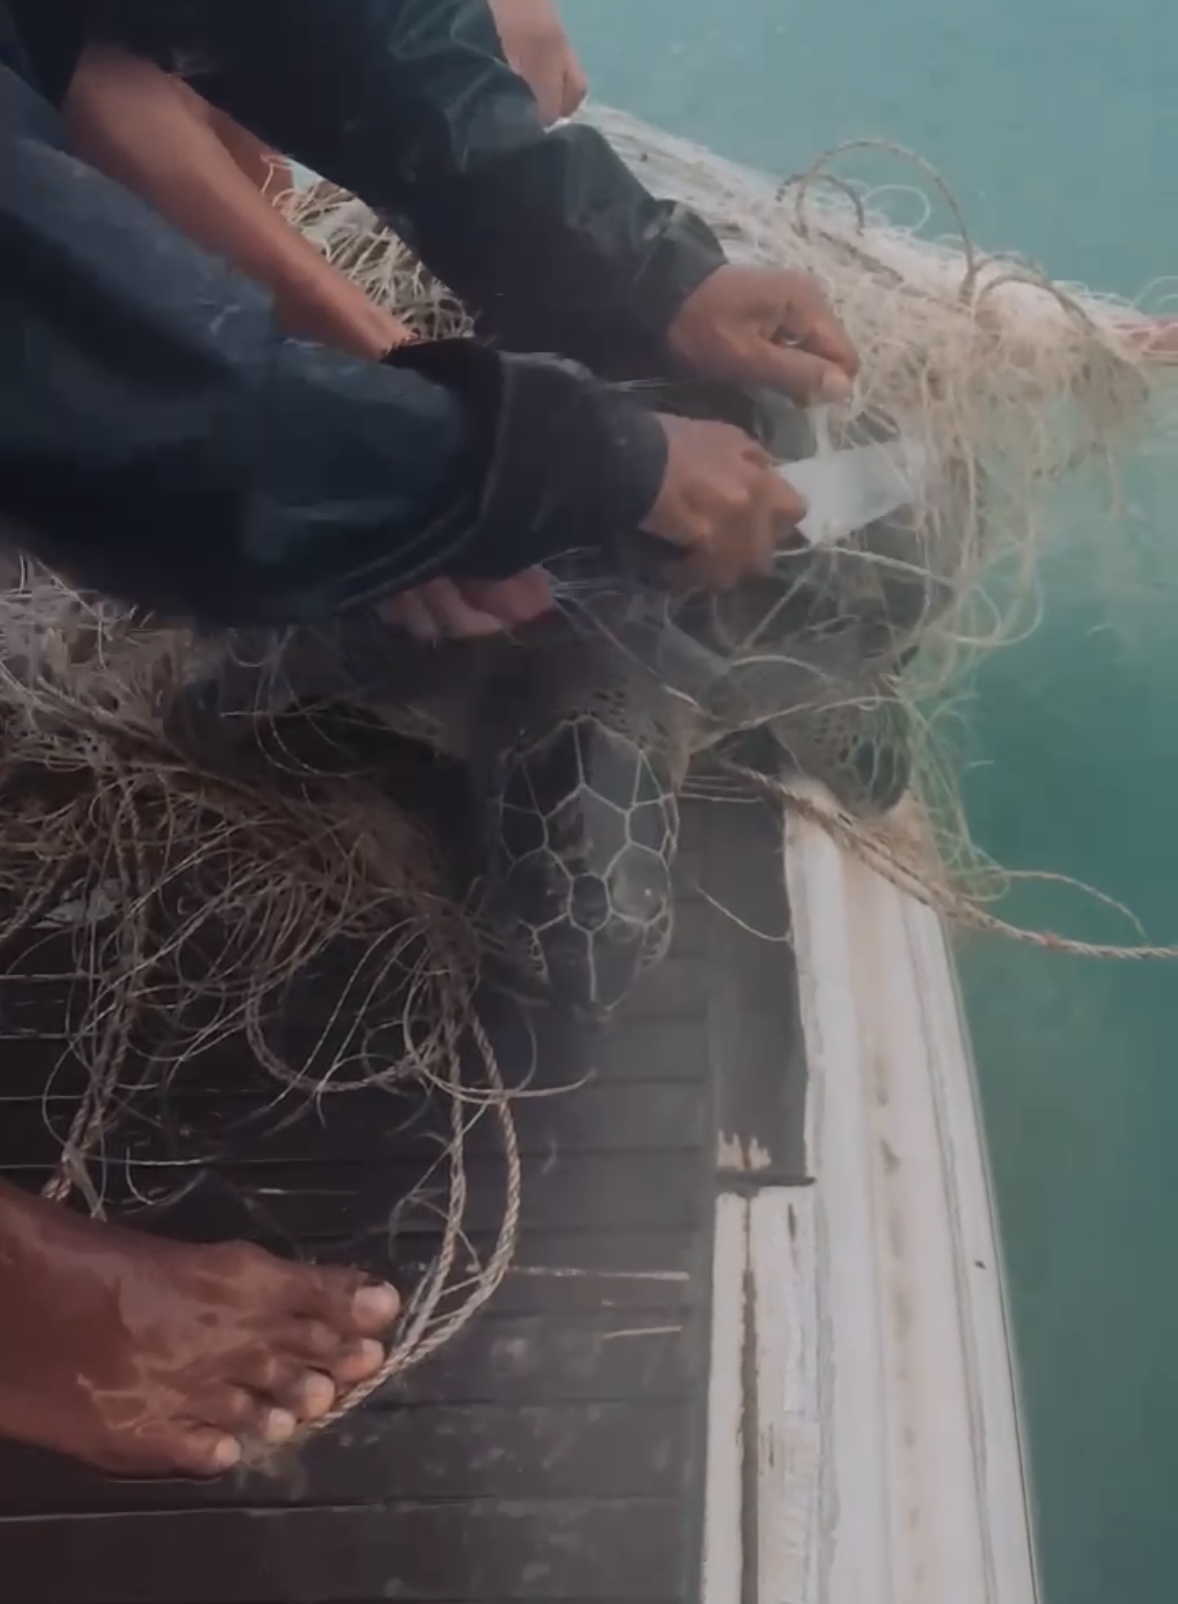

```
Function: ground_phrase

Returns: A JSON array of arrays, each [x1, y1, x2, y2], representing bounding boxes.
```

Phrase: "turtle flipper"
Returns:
[[718, 680, 913, 818]]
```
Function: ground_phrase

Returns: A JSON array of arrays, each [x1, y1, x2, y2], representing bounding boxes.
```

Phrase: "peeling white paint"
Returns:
[[784, 797, 1039, 1604], [716, 1132, 775, 1172], [701, 1194, 747, 1604], [700, 800, 1038, 1604]]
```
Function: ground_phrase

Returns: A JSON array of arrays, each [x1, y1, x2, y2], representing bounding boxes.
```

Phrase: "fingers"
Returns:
[[421, 580, 505, 639], [767, 468, 807, 530], [669, 264, 860, 402], [489, 0, 587, 127], [379, 587, 441, 641], [379, 573, 554, 641], [561, 56, 589, 118], [529, 54, 585, 126], [379, 580, 505, 641], [1115, 316, 1178, 361], [737, 339, 855, 404], [642, 414, 807, 591], [774, 272, 861, 381], [752, 269, 859, 402], [460, 569, 555, 627], [673, 469, 805, 592], [526, 64, 566, 127], [726, 471, 804, 583]]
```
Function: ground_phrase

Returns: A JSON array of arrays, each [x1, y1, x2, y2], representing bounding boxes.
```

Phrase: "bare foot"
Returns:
[[0, 1180, 399, 1476]]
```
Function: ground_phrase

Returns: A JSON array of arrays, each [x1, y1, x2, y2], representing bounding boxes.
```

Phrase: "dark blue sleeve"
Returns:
[[92, 0, 728, 378], [0, 64, 668, 626]]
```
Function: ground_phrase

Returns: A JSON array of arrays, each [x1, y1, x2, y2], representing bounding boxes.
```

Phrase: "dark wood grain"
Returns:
[[0, 796, 804, 1604]]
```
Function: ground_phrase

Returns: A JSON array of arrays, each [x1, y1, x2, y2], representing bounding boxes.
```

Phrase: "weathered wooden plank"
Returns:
[[704, 800, 808, 1181], [665, 897, 709, 955], [0, 1080, 707, 1168], [0, 975, 712, 1111], [92, 1149, 704, 1245], [386, 1311, 698, 1405], [403, 1232, 702, 1316], [0, 786, 805, 1604], [620, 959, 711, 1021], [0, 1499, 684, 1603], [0, 1402, 687, 1514], [588, 1018, 710, 1083]]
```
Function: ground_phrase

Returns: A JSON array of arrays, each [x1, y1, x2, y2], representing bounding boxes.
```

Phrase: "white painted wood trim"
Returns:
[[702, 1188, 824, 1604], [701, 1194, 750, 1604], [784, 796, 1040, 1604]]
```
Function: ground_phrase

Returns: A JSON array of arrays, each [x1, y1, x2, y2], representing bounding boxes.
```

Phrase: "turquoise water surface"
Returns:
[[561, 2, 1178, 1599]]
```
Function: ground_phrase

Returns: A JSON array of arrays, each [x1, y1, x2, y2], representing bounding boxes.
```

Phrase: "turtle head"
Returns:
[[481, 713, 680, 1020]]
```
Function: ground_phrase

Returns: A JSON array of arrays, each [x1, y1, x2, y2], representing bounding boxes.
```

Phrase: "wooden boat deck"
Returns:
[[0, 794, 805, 1604]]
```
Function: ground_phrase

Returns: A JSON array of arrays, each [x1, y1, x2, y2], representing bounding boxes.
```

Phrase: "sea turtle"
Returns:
[[171, 386, 963, 1018]]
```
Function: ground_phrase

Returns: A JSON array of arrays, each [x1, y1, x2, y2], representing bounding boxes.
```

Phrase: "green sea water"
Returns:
[[561, 2, 1178, 1598]]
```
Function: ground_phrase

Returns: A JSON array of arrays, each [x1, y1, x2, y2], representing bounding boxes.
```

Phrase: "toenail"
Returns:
[[212, 1436, 242, 1471], [300, 1371, 337, 1420], [350, 1338, 384, 1377], [264, 1409, 297, 1445], [352, 1283, 400, 1327]]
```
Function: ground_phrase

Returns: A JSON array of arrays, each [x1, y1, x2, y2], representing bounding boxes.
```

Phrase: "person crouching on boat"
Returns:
[[60, 0, 590, 643], [0, 0, 858, 1477]]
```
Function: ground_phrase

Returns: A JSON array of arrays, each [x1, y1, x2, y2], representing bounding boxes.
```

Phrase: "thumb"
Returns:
[[739, 338, 854, 405]]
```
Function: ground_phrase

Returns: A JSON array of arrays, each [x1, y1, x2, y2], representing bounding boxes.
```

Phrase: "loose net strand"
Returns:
[[0, 571, 520, 1423]]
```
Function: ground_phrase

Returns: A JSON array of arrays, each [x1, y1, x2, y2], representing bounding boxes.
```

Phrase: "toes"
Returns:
[[292, 1370, 337, 1421], [287, 1315, 388, 1371], [237, 1352, 308, 1406], [286, 1264, 401, 1340], [233, 1350, 344, 1425], [260, 1408, 298, 1446], [199, 1383, 268, 1438], [141, 1426, 242, 1479], [334, 1338, 385, 1386], [275, 1333, 384, 1406], [288, 1317, 350, 1367], [350, 1283, 401, 1336], [279, 1262, 364, 1320], [196, 1384, 300, 1451], [186, 1430, 243, 1476]]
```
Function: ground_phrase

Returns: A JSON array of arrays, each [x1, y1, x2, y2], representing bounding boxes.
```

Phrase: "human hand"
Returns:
[[639, 415, 806, 591], [378, 570, 554, 641], [284, 296, 414, 362], [1113, 315, 1178, 361], [668, 265, 859, 405], [488, 0, 589, 126]]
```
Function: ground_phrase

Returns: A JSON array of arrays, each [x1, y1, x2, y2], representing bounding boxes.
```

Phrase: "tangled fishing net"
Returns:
[[4, 105, 1177, 1426], [285, 107, 1178, 941], [0, 576, 521, 1415]]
